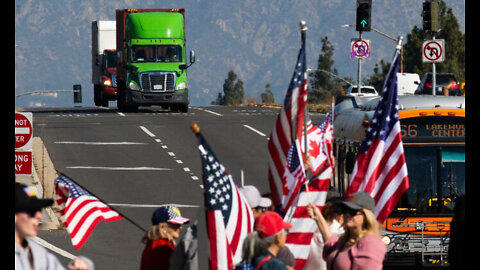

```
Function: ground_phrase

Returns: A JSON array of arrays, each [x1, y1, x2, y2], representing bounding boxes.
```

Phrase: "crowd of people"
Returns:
[[16, 180, 465, 269]]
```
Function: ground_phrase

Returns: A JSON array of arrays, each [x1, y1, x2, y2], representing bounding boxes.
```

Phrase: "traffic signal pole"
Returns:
[[357, 31, 362, 94]]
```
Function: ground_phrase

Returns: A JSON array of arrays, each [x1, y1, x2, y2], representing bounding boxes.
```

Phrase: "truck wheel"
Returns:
[[117, 81, 128, 112], [117, 81, 138, 112], [94, 85, 101, 106], [179, 104, 188, 113]]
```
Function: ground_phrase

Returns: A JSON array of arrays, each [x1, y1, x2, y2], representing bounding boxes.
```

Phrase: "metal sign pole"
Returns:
[[357, 31, 362, 94], [432, 35, 436, 96]]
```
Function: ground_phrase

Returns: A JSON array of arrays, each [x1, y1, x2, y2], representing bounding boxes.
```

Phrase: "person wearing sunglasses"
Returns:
[[307, 192, 386, 270], [140, 205, 190, 270], [15, 182, 94, 270]]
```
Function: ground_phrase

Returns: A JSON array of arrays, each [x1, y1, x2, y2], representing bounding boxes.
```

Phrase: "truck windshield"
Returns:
[[132, 45, 182, 63], [394, 146, 465, 215], [105, 51, 117, 68]]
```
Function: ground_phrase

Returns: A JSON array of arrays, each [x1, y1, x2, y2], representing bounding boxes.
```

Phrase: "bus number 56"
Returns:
[[401, 124, 418, 138]]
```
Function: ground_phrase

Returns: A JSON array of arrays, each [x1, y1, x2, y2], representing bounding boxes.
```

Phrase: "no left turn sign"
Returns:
[[422, 39, 445, 63]]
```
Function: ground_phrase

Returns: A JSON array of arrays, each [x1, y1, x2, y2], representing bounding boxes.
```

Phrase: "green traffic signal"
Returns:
[[356, 0, 372, 31]]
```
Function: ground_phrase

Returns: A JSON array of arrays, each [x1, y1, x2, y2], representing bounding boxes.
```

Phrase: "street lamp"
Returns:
[[306, 68, 354, 86], [341, 24, 404, 72]]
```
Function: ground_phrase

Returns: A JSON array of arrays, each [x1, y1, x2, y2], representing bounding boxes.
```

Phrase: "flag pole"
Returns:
[[54, 170, 147, 233], [299, 20, 311, 201]]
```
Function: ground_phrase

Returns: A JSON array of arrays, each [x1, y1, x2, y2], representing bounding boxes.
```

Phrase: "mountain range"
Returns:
[[14, 0, 465, 107]]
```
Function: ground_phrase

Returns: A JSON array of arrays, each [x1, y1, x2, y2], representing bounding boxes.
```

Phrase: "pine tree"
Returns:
[[221, 70, 244, 106], [403, 0, 465, 81], [309, 36, 339, 103]]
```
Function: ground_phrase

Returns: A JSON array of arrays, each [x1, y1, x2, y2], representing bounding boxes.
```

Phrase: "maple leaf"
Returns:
[[309, 139, 321, 159]]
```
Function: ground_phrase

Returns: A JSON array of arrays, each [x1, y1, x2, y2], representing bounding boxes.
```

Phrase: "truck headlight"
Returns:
[[176, 82, 186, 90], [103, 79, 112, 86], [129, 81, 139, 90]]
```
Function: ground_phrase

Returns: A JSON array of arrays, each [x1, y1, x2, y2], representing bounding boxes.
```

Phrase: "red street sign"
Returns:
[[15, 151, 32, 175], [15, 112, 33, 149]]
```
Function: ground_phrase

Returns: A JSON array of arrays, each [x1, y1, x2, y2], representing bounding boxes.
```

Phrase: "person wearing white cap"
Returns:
[[239, 185, 272, 219]]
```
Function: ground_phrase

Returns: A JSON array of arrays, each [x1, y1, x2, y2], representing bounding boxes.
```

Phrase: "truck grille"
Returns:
[[140, 72, 176, 92]]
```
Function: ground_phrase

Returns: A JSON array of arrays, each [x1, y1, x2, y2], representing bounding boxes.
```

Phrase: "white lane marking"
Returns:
[[176, 160, 183, 164], [32, 237, 76, 260], [140, 126, 156, 137], [243, 124, 267, 137], [203, 109, 223, 116], [66, 166, 172, 171], [155, 139, 162, 143], [55, 141, 145, 145], [109, 203, 199, 208], [191, 176, 199, 181], [117, 112, 126, 116], [183, 167, 191, 172], [168, 152, 175, 157]]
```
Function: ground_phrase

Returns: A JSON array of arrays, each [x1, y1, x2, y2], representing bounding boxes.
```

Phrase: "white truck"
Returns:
[[91, 21, 117, 107], [396, 72, 420, 95]]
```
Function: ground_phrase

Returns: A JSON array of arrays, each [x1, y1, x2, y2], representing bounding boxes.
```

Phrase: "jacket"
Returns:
[[140, 238, 175, 270]]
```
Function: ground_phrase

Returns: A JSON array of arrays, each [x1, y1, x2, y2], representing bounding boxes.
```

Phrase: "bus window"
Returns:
[[395, 146, 465, 215], [441, 147, 465, 209]]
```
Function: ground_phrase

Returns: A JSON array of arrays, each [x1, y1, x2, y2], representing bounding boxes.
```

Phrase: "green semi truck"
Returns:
[[115, 8, 195, 112]]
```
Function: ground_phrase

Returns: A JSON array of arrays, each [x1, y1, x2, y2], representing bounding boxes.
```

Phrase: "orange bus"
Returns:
[[333, 95, 465, 268]]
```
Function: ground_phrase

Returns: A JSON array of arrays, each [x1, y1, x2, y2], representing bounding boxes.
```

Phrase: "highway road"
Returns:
[[29, 105, 326, 269]]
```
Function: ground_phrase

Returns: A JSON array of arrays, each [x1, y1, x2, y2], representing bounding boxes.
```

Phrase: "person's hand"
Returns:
[[303, 154, 311, 170], [68, 257, 91, 270], [307, 202, 322, 221]]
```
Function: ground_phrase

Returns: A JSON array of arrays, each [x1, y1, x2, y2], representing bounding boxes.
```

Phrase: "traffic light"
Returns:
[[73, 84, 82, 103], [356, 0, 372, 32], [422, 0, 439, 33]]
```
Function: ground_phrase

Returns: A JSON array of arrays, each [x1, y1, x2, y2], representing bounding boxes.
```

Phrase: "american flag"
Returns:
[[284, 108, 334, 270], [54, 174, 122, 250], [268, 30, 308, 208], [345, 46, 409, 223], [195, 130, 254, 269], [280, 140, 308, 214]]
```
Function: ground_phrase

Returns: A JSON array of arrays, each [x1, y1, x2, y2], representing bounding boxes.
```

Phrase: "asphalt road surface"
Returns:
[[28, 105, 326, 269]]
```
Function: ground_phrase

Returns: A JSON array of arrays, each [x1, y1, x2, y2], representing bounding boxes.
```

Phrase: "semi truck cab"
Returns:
[[116, 9, 195, 112]]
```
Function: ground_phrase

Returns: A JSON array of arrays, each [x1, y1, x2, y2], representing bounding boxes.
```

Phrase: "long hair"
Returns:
[[236, 231, 276, 267], [338, 208, 382, 247], [141, 222, 176, 247]]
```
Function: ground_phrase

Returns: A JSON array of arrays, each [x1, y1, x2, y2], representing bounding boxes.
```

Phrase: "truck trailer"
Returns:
[[92, 20, 117, 107], [115, 8, 195, 112]]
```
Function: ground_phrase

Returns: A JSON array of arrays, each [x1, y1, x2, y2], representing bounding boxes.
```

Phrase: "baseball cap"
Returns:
[[151, 205, 190, 225], [239, 185, 272, 208], [339, 192, 375, 212], [254, 211, 292, 238], [15, 183, 53, 214]]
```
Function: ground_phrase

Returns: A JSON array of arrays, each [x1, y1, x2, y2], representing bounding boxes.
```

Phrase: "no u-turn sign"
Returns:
[[422, 39, 445, 63]]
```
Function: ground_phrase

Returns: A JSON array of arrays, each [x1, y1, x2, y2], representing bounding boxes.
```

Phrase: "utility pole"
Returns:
[[355, 0, 372, 94]]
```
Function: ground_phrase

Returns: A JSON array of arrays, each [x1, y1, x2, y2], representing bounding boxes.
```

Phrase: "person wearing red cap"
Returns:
[[236, 211, 292, 270], [307, 192, 386, 270], [140, 205, 190, 270]]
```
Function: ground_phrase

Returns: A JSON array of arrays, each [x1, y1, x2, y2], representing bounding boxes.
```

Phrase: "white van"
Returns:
[[345, 85, 378, 97], [397, 73, 420, 95]]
